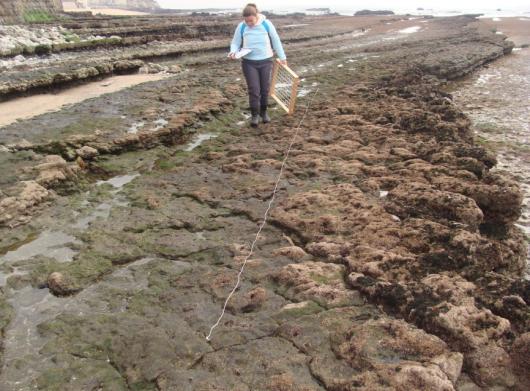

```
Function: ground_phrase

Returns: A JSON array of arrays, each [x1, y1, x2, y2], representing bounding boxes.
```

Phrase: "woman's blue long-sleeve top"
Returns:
[[230, 14, 286, 61]]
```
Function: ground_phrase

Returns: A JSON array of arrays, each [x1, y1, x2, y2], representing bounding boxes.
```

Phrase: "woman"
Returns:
[[229, 3, 287, 127]]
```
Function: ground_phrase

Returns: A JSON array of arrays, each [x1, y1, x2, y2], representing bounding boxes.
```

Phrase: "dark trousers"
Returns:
[[242, 58, 273, 112]]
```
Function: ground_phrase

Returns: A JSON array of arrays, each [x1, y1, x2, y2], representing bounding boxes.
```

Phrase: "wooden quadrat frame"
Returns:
[[269, 59, 300, 115]]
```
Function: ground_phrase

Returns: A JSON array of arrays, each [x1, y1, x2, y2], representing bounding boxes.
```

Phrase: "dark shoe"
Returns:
[[250, 108, 260, 128], [260, 110, 271, 124]]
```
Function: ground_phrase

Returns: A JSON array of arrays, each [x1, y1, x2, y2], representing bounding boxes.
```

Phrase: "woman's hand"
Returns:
[[228, 52, 237, 59], [278, 59, 287, 66]]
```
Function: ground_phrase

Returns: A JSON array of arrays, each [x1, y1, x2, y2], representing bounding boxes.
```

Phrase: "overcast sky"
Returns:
[[157, 0, 529, 11]]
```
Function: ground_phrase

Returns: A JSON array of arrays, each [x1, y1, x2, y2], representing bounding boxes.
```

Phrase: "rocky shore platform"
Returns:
[[0, 13, 528, 390]]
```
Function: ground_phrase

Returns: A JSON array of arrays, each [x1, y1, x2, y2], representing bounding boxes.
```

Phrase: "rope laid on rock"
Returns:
[[206, 88, 320, 341]]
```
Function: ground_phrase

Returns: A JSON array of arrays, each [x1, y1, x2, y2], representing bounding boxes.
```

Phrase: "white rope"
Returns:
[[206, 87, 320, 341]]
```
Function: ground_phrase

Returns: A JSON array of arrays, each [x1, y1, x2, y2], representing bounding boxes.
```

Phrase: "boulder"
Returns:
[[47, 272, 79, 296], [75, 146, 99, 160]]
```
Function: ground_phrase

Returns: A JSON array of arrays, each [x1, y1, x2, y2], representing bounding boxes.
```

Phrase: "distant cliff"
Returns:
[[0, 0, 63, 23], [86, 0, 160, 10]]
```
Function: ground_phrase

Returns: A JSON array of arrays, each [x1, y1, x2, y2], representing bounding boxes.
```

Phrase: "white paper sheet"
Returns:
[[234, 48, 252, 59]]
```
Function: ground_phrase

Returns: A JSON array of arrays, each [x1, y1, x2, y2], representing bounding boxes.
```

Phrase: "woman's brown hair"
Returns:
[[243, 3, 258, 17]]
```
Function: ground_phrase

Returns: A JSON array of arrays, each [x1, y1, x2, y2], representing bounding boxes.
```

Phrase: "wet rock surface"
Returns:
[[451, 40, 530, 278], [0, 13, 528, 391]]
